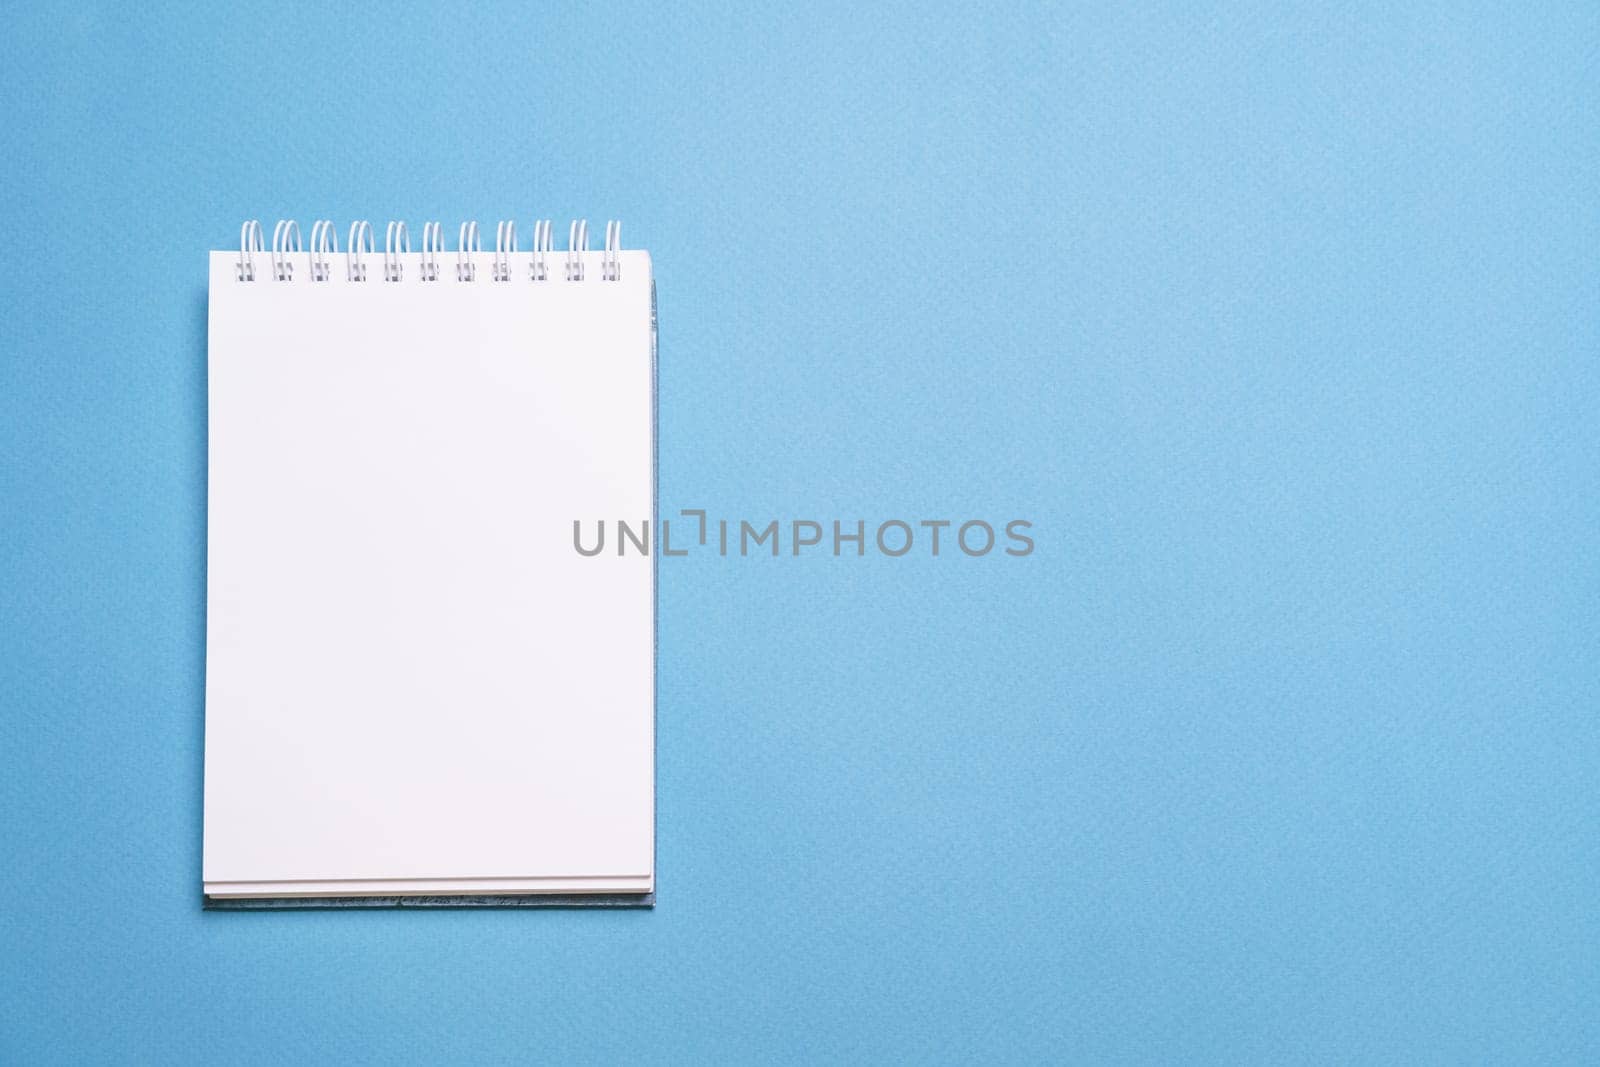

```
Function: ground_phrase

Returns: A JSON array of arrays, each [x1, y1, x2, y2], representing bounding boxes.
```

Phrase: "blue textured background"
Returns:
[[2, 2, 1597, 1062]]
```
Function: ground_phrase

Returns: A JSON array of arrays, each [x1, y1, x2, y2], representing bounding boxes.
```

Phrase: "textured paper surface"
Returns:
[[5, 4, 1598, 1061]]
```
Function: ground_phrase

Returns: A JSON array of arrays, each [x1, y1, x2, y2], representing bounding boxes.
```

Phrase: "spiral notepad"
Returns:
[[203, 219, 655, 906]]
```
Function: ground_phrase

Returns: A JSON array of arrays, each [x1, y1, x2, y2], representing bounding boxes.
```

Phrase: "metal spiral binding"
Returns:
[[384, 221, 409, 281], [420, 222, 443, 281], [457, 221, 480, 281], [603, 221, 622, 282], [566, 219, 589, 281], [347, 221, 373, 281], [270, 220, 302, 281], [531, 220, 552, 281], [236, 219, 623, 283], [309, 220, 337, 281], [237, 221, 263, 281], [493, 221, 516, 281]]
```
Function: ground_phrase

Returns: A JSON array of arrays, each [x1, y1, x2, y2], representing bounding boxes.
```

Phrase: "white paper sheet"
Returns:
[[203, 250, 654, 899]]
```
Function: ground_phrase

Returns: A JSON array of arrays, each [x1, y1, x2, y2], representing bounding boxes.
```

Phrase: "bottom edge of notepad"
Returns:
[[203, 892, 654, 910], [203, 874, 653, 904]]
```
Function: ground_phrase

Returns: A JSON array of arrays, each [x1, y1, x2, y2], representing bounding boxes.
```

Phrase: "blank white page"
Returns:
[[203, 250, 654, 900]]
